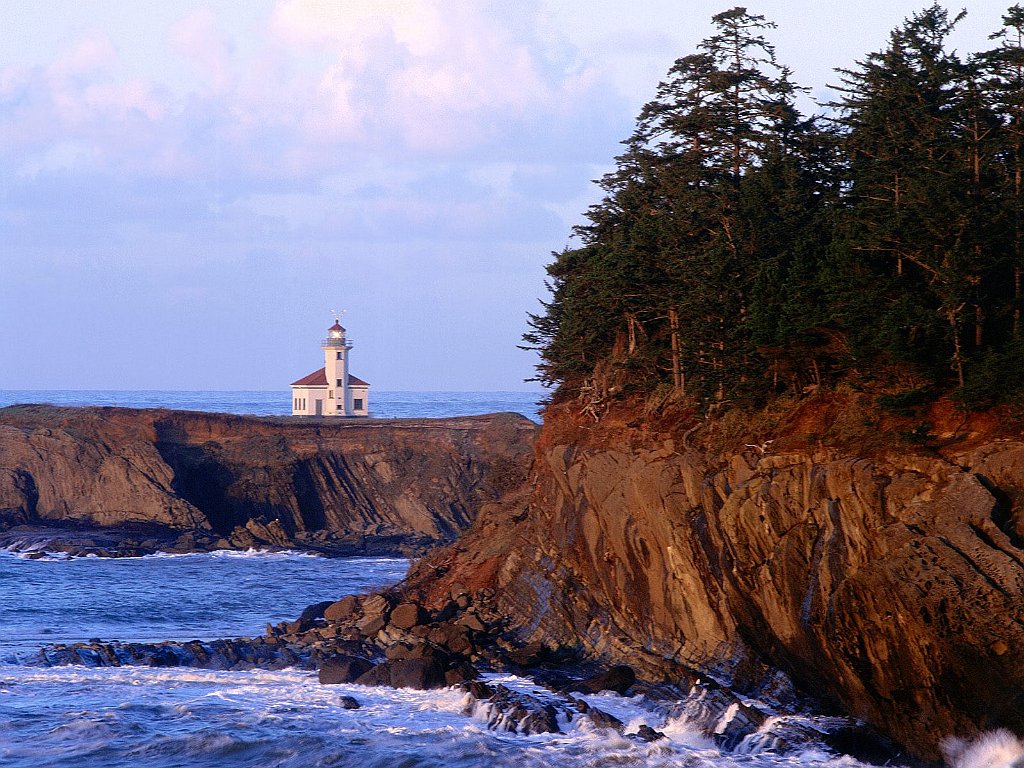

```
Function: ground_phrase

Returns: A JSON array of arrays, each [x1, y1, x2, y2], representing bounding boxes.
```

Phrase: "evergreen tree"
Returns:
[[526, 5, 1024, 410], [830, 5, 1002, 387]]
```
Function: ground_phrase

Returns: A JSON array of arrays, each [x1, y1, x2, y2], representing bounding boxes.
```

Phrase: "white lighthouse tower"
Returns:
[[290, 319, 370, 417]]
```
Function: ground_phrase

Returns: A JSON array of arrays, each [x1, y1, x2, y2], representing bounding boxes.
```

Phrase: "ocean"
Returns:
[[0, 391, 1009, 767], [0, 390, 545, 422]]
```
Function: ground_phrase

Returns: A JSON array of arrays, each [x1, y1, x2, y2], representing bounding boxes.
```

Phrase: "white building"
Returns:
[[290, 320, 370, 417]]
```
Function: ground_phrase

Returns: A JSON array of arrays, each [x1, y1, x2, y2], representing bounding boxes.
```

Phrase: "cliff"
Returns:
[[401, 393, 1024, 760], [0, 405, 537, 555]]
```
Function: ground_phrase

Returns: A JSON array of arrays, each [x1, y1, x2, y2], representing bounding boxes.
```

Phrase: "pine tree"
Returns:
[[830, 4, 1002, 388]]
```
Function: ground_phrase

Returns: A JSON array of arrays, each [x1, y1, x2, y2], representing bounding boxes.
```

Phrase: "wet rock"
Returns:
[[575, 665, 635, 695], [634, 724, 666, 742], [461, 680, 495, 700], [713, 700, 768, 751], [338, 695, 361, 710], [503, 641, 545, 667], [299, 601, 334, 623], [570, 697, 623, 731], [284, 619, 314, 634], [355, 656, 448, 690], [466, 684, 561, 735], [444, 662, 478, 686], [319, 655, 375, 685]]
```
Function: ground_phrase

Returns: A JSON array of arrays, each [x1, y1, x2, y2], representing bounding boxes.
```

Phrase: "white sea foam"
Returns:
[[943, 729, 1024, 768], [0, 665, 918, 768], [143, 548, 323, 560]]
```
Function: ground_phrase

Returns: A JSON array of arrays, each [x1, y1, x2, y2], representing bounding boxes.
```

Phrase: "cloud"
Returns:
[[169, 9, 234, 94]]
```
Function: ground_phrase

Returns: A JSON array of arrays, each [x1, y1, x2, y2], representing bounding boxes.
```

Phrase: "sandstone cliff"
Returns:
[[0, 405, 536, 554], [402, 395, 1024, 760]]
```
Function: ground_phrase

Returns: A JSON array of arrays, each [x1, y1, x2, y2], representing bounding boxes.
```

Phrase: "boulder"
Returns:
[[634, 725, 666, 742], [355, 656, 449, 690], [299, 601, 334, 623], [319, 655, 375, 685], [571, 697, 623, 731], [576, 665, 635, 695], [389, 602, 427, 630], [324, 595, 360, 622], [338, 695, 361, 710]]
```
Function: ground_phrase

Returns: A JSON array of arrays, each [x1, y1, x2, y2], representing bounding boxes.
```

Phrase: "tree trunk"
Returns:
[[668, 306, 683, 394], [947, 305, 965, 388]]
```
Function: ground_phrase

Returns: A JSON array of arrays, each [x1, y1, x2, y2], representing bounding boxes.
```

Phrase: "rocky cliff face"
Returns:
[[0, 405, 536, 554], [403, 397, 1024, 760]]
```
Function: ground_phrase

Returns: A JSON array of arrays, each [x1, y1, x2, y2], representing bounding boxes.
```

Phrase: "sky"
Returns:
[[0, 1, 1017, 392]]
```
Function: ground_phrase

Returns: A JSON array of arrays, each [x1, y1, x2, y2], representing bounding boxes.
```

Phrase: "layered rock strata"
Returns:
[[393, 400, 1024, 760], [0, 405, 536, 555]]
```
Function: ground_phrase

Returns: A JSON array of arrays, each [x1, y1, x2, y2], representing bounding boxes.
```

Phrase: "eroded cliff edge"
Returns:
[[399, 395, 1024, 760], [0, 405, 537, 555]]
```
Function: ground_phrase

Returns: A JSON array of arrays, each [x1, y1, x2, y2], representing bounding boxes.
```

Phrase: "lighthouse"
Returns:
[[290, 320, 370, 417]]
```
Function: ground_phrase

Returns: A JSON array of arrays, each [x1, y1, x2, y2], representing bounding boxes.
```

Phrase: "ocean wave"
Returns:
[[943, 729, 1024, 768], [0, 665, 910, 768], [143, 548, 324, 561]]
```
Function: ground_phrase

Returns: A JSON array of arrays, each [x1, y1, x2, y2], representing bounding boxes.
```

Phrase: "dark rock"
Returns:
[[389, 602, 427, 630], [387, 657, 448, 690], [468, 684, 561, 735], [444, 662, 477, 686], [319, 655, 375, 685], [338, 695, 361, 710], [285, 619, 314, 634], [434, 600, 459, 623], [504, 641, 545, 667], [577, 665, 635, 695], [820, 722, 902, 765], [456, 613, 486, 633], [461, 680, 495, 700], [324, 595, 360, 622], [713, 701, 768, 751], [574, 699, 623, 731], [299, 601, 334, 623], [384, 642, 418, 661], [634, 725, 666, 742], [355, 656, 448, 690], [354, 663, 392, 687], [358, 617, 386, 637]]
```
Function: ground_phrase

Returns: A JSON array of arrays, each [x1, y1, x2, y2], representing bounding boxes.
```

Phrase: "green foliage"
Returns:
[[877, 387, 936, 416], [527, 4, 1024, 411]]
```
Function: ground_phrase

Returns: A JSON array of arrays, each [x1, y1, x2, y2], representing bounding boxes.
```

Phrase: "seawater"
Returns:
[[0, 545, 894, 768], [0, 391, 1014, 766], [0, 390, 544, 422]]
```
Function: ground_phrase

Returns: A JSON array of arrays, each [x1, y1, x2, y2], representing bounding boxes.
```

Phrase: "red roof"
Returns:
[[290, 368, 370, 387], [329, 321, 345, 332]]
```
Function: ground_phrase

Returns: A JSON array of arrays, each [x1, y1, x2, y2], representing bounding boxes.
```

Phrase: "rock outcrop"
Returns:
[[394, 396, 1024, 760], [0, 405, 536, 555]]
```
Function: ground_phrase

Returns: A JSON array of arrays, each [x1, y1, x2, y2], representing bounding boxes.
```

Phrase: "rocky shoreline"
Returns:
[[0, 405, 536, 557], [34, 586, 903, 764], [0, 522, 440, 559], [11, 398, 1024, 761]]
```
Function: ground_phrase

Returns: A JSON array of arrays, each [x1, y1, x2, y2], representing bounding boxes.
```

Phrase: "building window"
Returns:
[[336, 352, 342, 360], [354, 398, 363, 410], [329, 390, 334, 399], [337, 378, 343, 387]]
